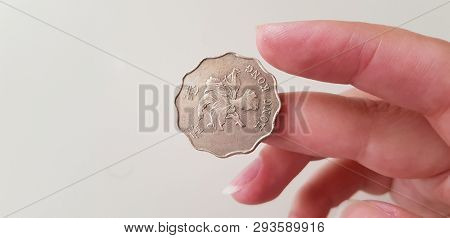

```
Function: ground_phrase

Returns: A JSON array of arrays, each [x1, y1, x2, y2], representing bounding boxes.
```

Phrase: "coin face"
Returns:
[[175, 52, 280, 158]]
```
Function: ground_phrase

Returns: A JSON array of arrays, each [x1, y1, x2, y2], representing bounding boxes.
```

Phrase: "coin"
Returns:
[[175, 52, 281, 158]]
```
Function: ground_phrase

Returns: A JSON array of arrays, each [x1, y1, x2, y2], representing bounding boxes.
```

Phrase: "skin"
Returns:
[[226, 21, 450, 217]]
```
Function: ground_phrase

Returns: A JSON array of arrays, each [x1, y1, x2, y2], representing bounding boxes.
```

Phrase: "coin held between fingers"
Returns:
[[175, 52, 281, 158]]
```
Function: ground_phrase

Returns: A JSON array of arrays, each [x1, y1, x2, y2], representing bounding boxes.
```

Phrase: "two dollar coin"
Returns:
[[175, 52, 281, 158]]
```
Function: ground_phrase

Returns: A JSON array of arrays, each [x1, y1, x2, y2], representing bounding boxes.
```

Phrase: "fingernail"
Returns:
[[222, 158, 262, 195], [369, 201, 400, 217], [339, 199, 362, 218], [341, 200, 402, 218]]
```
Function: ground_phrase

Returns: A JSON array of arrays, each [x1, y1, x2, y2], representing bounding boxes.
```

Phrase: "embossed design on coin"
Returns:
[[198, 68, 258, 131], [175, 52, 280, 158]]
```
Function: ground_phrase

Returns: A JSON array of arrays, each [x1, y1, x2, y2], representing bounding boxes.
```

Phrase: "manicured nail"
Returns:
[[222, 158, 261, 195]]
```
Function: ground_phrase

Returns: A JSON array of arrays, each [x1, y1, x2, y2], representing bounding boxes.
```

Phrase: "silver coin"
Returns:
[[175, 52, 281, 158]]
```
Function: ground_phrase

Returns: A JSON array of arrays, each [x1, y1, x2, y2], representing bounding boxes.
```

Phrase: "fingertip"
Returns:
[[256, 21, 314, 75], [229, 146, 310, 205], [255, 23, 275, 66]]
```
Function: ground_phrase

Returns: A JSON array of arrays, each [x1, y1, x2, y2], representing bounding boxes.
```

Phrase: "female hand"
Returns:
[[224, 21, 450, 217]]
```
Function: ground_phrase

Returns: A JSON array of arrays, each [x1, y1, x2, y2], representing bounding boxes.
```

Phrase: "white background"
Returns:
[[0, 0, 449, 217]]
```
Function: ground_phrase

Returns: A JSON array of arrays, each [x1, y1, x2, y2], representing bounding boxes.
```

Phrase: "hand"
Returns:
[[223, 21, 450, 217]]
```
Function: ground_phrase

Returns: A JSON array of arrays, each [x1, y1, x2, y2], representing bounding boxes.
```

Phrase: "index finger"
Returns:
[[257, 20, 450, 143]]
